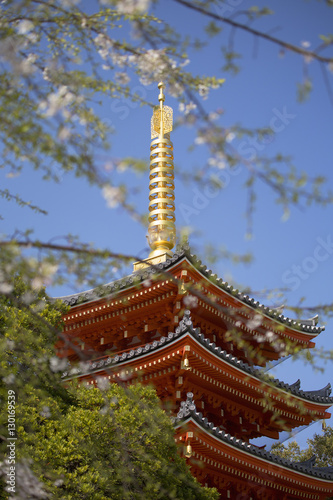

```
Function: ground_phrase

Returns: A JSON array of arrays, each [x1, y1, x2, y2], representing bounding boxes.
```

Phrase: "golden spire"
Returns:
[[133, 82, 176, 271], [147, 82, 176, 260]]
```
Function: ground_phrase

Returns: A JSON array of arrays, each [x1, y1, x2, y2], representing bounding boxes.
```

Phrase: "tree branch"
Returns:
[[173, 0, 333, 64], [0, 239, 137, 262]]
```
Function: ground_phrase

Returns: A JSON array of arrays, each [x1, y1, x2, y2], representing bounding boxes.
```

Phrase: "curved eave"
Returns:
[[61, 313, 333, 408], [169, 250, 324, 338], [174, 414, 333, 483], [57, 246, 324, 339]]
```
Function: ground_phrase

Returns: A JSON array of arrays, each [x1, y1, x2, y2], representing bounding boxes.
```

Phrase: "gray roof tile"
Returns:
[[58, 244, 325, 335], [174, 392, 333, 480]]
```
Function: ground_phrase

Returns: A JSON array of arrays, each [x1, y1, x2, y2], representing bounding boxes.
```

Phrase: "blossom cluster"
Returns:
[[102, 184, 125, 208]]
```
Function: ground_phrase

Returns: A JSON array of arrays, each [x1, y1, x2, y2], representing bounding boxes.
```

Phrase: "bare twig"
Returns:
[[173, 0, 333, 64]]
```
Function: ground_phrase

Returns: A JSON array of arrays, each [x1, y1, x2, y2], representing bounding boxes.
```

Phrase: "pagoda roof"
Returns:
[[61, 310, 333, 407], [174, 392, 333, 481], [59, 244, 324, 336]]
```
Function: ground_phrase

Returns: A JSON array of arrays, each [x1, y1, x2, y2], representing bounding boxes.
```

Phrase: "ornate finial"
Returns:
[[151, 82, 173, 139], [158, 81, 165, 102], [147, 83, 176, 260]]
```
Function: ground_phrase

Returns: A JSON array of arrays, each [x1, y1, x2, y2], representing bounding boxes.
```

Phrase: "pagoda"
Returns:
[[58, 83, 333, 499]]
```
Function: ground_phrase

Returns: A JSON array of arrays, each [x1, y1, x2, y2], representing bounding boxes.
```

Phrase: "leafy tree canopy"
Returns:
[[0, 276, 218, 499], [13, 382, 218, 500], [271, 426, 333, 467]]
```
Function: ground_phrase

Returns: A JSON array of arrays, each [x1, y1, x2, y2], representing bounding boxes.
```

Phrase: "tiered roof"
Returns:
[[58, 81, 333, 498], [60, 305, 333, 497], [61, 309, 332, 406], [61, 307, 332, 444], [61, 245, 323, 337], [60, 244, 323, 368], [174, 392, 333, 499]]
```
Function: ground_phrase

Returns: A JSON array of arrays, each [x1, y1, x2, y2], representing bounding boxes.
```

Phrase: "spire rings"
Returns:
[[148, 136, 176, 253], [147, 83, 176, 258]]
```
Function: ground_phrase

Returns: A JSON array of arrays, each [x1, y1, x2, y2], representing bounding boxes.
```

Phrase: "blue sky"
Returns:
[[1, 0, 333, 448]]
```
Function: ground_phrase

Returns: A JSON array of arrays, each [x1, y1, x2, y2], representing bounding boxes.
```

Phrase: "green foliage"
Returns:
[[204, 21, 222, 37], [271, 440, 311, 462], [221, 48, 242, 75], [0, 274, 70, 497], [271, 426, 333, 467], [0, 189, 47, 215], [0, 275, 218, 499], [247, 6, 274, 19], [319, 34, 333, 45], [15, 383, 218, 499], [297, 78, 313, 102], [306, 426, 333, 467], [0, 274, 67, 396]]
